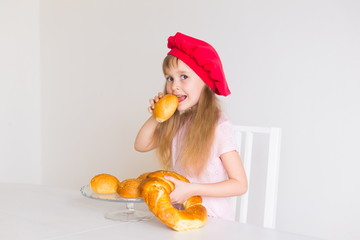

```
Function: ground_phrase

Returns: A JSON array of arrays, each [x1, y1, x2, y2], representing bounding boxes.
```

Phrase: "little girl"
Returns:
[[134, 32, 247, 220]]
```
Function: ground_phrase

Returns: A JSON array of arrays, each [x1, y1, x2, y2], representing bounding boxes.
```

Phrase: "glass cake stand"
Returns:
[[80, 185, 153, 222]]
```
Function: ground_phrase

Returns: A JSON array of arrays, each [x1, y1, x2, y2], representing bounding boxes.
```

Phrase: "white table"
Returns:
[[0, 183, 319, 240]]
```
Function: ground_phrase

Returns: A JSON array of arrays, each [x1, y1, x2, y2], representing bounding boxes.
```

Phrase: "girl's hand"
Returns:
[[148, 92, 164, 114], [164, 176, 196, 204]]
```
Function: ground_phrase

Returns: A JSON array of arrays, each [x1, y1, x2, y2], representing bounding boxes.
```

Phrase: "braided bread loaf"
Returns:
[[139, 170, 208, 231]]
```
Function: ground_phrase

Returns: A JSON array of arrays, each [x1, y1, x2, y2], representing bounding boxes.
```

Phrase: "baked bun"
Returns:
[[140, 170, 208, 231], [117, 178, 142, 198], [137, 172, 152, 181], [153, 94, 178, 122], [90, 173, 120, 194]]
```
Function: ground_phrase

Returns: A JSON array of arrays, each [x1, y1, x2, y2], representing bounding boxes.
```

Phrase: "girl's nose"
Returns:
[[171, 79, 180, 91]]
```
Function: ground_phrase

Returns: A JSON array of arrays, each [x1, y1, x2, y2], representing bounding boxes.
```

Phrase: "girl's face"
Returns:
[[164, 59, 206, 112]]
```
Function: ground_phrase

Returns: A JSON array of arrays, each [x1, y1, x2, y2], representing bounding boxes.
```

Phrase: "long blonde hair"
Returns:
[[154, 55, 221, 176]]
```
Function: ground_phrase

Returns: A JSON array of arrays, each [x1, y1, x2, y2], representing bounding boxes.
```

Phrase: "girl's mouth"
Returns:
[[177, 95, 187, 103]]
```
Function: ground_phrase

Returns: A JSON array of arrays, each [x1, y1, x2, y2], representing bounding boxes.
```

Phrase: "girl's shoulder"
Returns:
[[217, 112, 234, 127], [213, 112, 237, 155], [216, 112, 235, 134]]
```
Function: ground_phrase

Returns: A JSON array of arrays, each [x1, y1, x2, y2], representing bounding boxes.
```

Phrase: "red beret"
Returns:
[[167, 32, 231, 96]]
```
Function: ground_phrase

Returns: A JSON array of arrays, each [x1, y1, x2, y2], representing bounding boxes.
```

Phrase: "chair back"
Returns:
[[231, 125, 282, 229]]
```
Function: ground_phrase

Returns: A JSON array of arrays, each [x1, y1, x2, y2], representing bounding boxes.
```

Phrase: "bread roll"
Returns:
[[137, 172, 152, 181], [117, 178, 142, 198], [153, 94, 178, 122], [90, 173, 120, 194], [140, 170, 208, 231]]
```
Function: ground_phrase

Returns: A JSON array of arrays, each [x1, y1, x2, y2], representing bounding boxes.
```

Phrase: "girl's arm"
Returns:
[[134, 116, 159, 152], [165, 150, 248, 203], [134, 92, 163, 152]]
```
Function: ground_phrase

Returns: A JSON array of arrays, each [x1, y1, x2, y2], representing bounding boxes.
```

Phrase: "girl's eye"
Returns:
[[181, 75, 188, 80], [166, 76, 174, 82]]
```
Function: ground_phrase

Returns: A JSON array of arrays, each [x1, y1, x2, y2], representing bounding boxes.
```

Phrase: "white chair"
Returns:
[[231, 125, 282, 229]]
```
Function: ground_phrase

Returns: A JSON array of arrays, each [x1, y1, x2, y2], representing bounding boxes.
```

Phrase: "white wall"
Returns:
[[40, 0, 163, 188], [2, 0, 360, 239], [0, 0, 41, 184], [222, 1, 360, 239]]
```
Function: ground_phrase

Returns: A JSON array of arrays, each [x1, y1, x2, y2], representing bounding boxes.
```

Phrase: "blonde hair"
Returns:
[[154, 55, 221, 176]]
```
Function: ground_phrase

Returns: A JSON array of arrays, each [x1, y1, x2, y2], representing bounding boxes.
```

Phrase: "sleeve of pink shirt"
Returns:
[[215, 118, 238, 157]]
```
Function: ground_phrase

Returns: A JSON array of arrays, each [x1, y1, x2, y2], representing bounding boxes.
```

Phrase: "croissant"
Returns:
[[139, 170, 208, 231], [153, 94, 178, 122]]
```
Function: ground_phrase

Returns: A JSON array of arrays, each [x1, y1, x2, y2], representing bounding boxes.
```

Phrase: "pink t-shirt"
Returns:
[[171, 114, 237, 220]]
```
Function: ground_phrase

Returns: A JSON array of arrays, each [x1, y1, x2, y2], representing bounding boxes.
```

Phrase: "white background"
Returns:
[[1, 0, 359, 239]]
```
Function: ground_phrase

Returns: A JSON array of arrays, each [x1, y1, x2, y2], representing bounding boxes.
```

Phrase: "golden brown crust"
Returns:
[[137, 172, 152, 181], [89, 170, 207, 230], [147, 170, 189, 182], [139, 170, 208, 231], [117, 178, 142, 198], [153, 94, 178, 122], [90, 173, 120, 194]]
